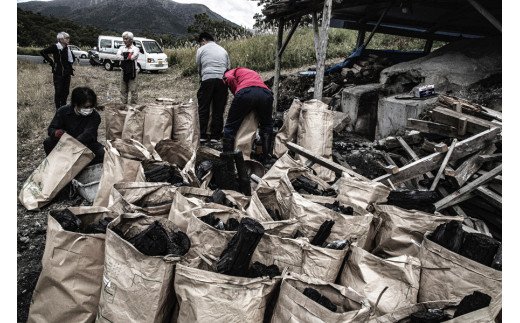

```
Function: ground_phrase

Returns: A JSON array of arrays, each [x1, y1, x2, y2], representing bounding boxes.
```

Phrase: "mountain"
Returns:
[[17, 0, 237, 36]]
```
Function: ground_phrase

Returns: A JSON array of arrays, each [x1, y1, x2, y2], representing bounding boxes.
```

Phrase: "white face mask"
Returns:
[[79, 108, 94, 116]]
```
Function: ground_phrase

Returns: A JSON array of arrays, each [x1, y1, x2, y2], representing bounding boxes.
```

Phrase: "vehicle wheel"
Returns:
[[104, 61, 113, 71], [81, 54, 87, 59]]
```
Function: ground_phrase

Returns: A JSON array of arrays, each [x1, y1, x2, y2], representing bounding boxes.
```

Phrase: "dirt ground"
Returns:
[[16, 58, 344, 321]]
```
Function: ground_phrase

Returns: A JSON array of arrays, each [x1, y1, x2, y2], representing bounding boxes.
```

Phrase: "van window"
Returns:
[[100, 39, 112, 49], [143, 41, 163, 54], [134, 41, 144, 54], [114, 40, 124, 49]]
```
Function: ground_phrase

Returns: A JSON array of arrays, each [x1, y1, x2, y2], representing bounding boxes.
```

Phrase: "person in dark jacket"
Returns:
[[222, 67, 274, 161], [44, 87, 104, 165], [40, 32, 76, 110]]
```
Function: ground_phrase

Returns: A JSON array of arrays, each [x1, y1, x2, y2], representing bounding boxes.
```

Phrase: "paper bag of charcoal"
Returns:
[[418, 221, 502, 318], [271, 272, 371, 323], [27, 207, 114, 323], [96, 213, 190, 323]]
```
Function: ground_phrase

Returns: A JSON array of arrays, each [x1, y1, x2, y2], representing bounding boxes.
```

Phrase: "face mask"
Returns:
[[79, 108, 94, 116]]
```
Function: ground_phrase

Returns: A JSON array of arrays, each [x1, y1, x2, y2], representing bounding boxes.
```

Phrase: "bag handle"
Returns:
[[59, 235, 87, 266]]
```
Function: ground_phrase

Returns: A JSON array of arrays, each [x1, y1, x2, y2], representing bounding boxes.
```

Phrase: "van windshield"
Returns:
[[143, 41, 163, 54]]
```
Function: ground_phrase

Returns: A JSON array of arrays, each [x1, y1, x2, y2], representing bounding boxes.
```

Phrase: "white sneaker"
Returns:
[[210, 139, 219, 143], [200, 138, 207, 144]]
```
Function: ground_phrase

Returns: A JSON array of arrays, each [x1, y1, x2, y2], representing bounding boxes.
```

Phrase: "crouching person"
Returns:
[[43, 86, 105, 165], [222, 67, 274, 161]]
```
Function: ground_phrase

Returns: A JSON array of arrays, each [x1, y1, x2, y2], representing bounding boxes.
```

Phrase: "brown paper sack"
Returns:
[[296, 99, 335, 181], [96, 213, 183, 323], [27, 206, 112, 323], [121, 104, 146, 142], [258, 152, 308, 189], [93, 140, 147, 207], [174, 264, 278, 323], [368, 300, 494, 323], [340, 246, 421, 315], [335, 174, 391, 209], [252, 234, 349, 283], [108, 182, 177, 217], [19, 133, 94, 210], [142, 104, 174, 155], [372, 205, 463, 258], [235, 110, 259, 159], [418, 234, 502, 318], [271, 273, 370, 323], [273, 98, 303, 158], [104, 102, 128, 141], [172, 101, 200, 148]]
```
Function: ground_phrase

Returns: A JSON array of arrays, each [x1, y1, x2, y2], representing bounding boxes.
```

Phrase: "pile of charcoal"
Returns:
[[293, 220, 349, 251], [142, 160, 185, 186], [113, 220, 191, 257], [291, 175, 336, 197], [50, 209, 113, 234], [429, 221, 501, 270], [199, 214, 240, 232]]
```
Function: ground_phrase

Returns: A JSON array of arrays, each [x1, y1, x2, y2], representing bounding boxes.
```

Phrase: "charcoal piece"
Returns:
[[167, 231, 191, 256], [199, 214, 221, 227], [233, 150, 252, 196], [196, 160, 213, 181], [322, 201, 353, 215], [311, 220, 335, 246], [303, 287, 337, 312], [324, 239, 349, 250], [322, 188, 337, 197], [210, 189, 227, 205], [142, 161, 184, 184], [453, 291, 492, 318], [459, 233, 500, 267], [83, 217, 114, 234], [216, 218, 265, 277], [212, 155, 240, 192], [491, 245, 502, 271], [428, 220, 465, 253], [410, 309, 449, 322], [50, 209, 81, 232], [247, 261, 281, 279], [386, 190, 440, 213], [266, 208, 282, 221], [225, 218, 240, 231], [128, 220, 170, 256], [292, 230, 305, 239], [292, 175, 320, 195]]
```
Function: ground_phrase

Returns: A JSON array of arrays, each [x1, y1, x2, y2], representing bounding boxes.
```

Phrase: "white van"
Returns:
[[97, 35, 168, 72]]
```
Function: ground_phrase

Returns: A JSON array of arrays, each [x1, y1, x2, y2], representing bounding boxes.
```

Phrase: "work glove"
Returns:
[[54, 129, 65, 139]]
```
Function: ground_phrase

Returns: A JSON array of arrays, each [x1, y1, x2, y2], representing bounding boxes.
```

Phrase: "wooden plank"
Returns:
[[467, 0, 502, 32], [446, 143, 496, 187], [431, 107, 498, 134], [278, 16, 301, 57], [434, 165, 502, 210], [374, 127, 501, 185], [313, 0, 332, 101], [384, 165, 399, 174], [477, 153, 502, 162], [420, 139, 438, 153], [406, 118, 459, 137], [457, 117, 467, 136], [272, 18, 285, 117], [287, 142, 370, 181], [439, 95, 502, 121], [434, 143, 448, 153], [430, 139, 457, 191], [474, 186, 502, 209]]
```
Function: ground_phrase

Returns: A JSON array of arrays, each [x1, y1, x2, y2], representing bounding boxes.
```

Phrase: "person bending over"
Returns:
[[44, 86, 105, 165]]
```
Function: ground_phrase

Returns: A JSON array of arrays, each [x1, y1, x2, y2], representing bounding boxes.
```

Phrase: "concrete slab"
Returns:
[[340, 83, 382, 139], [375, 95, 438, 139]]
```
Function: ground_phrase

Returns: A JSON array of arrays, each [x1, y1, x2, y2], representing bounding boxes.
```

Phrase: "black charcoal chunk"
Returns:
[[226, 218, 240, 231], [168, 231, 191, 257], [83, 217, 114, 234], [491, 245, 502, 271], [311, 220, 335, 246], [127, 220, 170, 256], [247, 261, 281, 279], [196, 160, 213, 181], [292, 230, 305, 239], [50, 209, 81, 232], [387, 190, 440, 213], [216, 218, 265, 277], [324, 239, 349, 250], [459, 233, 500, 267], [453, 291, 492, 318], [428, 220, 465, 253], [303, 287, 337, 312], [322, 201, 353, 215], [410, 308, 449, 323], [266, 208, 282, 221]]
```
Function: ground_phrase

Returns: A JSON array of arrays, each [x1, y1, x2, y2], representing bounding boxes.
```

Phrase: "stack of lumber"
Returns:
[[340, 54, 392, 84]]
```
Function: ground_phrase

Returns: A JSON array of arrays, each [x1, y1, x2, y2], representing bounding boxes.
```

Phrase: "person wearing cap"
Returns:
[[116, 31, 140, 104], [44, 86, 105, 165], [40, 31, 76, 110], [222, 67, 274, 161], [196, 32, 230, 143]]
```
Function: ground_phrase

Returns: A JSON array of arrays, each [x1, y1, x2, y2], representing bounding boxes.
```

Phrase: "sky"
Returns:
[[16, 0, 263, 29]]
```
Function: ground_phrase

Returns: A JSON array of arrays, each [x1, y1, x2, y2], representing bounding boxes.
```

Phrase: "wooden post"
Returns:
[[312, 12, 320, 60], [424, 38, 433, 53], [272, 18, 284, 117], [313, 0, 333, 101], [466, 0, 502, 32], [430, 139, 457, 191]]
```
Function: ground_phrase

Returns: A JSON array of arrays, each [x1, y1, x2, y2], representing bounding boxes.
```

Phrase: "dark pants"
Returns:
[[43, 137, 105, 165], [197, 78, 228, 140], [224, 87, 274, 142], [53, 74, 71, 110]]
